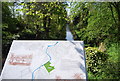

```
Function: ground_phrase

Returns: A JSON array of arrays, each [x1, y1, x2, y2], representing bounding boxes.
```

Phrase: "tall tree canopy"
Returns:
[[17, 2, 68, 39], [70, 2, 119, 46]]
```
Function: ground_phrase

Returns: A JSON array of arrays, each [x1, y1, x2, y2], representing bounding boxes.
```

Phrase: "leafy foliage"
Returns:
[[85, 47, 108, 74], [107, 43, 119, 62], [17, 2, 68, 39], [70, 2, 119, 46], [85, 46, 119, 79]]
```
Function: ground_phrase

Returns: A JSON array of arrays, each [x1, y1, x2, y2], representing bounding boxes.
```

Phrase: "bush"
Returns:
[[85, 47, 108, 74], [100, 61, 120, 79], [101, 43, 120, 79], [107, 43, 119, 62], [85, 45, 119, 79]]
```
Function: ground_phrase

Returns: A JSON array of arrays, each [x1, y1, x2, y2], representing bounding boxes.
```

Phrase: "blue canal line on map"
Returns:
[[32, 42, 59, 81]]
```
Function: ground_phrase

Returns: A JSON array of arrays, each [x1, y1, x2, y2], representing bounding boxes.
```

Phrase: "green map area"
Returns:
[[44, 61, 55, 73]]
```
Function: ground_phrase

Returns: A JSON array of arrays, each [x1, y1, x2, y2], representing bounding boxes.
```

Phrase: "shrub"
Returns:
[[101, 43, 120, 79], [85, 47, 108, 74], [107, 43, 119, 62], [85, 46, 120, 79]]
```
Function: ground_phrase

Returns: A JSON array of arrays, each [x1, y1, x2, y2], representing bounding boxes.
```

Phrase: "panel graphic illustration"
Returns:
[[0, 40, 87, 80]]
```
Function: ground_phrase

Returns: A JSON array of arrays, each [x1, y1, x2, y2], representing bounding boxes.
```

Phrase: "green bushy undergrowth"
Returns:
[[85, 44, 119, 79], [107, 43, 118, 62], [85, 47, 108, 77]]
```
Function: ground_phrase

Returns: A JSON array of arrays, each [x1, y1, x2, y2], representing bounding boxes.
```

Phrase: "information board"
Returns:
[[0, 40, 87, 80]]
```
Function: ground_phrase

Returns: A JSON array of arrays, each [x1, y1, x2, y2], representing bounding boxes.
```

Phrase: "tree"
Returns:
[[70, 2, 118, 46], [17, 2, 68, 39]]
